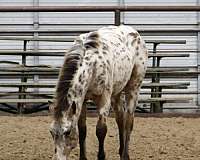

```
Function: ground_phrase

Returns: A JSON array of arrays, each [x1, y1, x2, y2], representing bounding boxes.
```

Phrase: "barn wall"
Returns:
[[0, 0, 199, 112]]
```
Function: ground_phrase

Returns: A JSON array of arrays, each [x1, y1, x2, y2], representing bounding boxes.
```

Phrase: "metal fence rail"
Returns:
[[0, 6, 199, 28], [0, 6, 199, 12], [0, 29, 199, 37], [0, 5, 199, 113]]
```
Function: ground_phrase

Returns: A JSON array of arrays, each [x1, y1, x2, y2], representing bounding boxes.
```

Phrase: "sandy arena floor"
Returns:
[[0, 115, 200, 160]]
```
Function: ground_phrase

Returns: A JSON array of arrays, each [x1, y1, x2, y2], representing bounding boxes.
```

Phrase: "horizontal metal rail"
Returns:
[[0, 50, 198, 55], [0, 97, 193, 104], [0, 37, 186, 44], [0, 70, 197, 76], [0, 51, 190, 57], [0, 51, 65, 56], [0, 91, 198, 96], [0, 82, 190, 88], [0, 6, 199, 12], [0, 66, 190, 72], [0, 37, 74, 42], [0, 28, 199, 34], [0, 29, 199, 37]]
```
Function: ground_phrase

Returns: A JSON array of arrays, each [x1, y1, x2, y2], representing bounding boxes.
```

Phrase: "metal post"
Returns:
[[150, 43, 163, 113], [33, 0, 39, 93], [198, 32, 200, 106], [197, 0, 200, 106], [22, 40, 28, 109], [114, 10, 121, 26], [119, 0, 125, 24], [17, 40, 28, 114], [156, 57, 163, 112]]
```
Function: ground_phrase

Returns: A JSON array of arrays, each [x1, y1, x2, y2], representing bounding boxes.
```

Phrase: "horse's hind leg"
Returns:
[[95, 91, 111, 160], [78, 103, 87, 160], [112, 93, 125, 157], [96, 115, 107, 160], [122, 64, 146, 160]]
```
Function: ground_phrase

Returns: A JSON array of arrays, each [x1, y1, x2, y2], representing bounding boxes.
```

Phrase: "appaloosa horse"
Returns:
[[49, 25, 148, 160]]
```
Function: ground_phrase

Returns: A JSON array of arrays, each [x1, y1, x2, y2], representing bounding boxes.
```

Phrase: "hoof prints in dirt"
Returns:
[[0, 116, 200, 160]]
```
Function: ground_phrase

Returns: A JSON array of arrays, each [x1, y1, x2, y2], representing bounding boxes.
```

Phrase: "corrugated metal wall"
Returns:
[[0, 0, 199, 112]]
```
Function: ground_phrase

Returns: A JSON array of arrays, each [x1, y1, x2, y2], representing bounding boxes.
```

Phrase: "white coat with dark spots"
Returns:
[[49, 25, 148, 160]]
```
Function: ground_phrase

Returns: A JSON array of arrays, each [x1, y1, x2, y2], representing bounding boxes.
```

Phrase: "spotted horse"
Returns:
[[49, 25, 148, 160]]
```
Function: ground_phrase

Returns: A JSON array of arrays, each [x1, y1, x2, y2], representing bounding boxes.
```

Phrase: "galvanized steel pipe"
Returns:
[[0, 6, 199, 12]]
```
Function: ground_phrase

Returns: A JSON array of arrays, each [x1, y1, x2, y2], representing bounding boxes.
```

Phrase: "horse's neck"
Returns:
[[68, 62, 93, 107]]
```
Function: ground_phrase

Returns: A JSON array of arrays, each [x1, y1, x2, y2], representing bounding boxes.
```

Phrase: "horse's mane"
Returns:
[[53, 31, 100, 119], [53, 45, 82, 119]]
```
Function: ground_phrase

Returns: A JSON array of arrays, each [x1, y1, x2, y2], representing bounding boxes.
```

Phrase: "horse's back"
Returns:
[[98, 25, 147, 94], [78, 25, 148, 96]]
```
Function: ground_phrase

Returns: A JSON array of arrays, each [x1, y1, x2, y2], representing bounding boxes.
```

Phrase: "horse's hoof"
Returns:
[[121, 154, 130, 160], [98, 153, 106, 160], [119, 147, 123, 156]]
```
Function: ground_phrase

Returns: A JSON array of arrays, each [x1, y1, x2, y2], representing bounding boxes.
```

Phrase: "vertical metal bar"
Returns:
[[197, 0, 200, 106], [33, 0, 39, 93], [22, 40, 27, 110], [150, 43, 162, 113], [151, 43, 158, 83], [18, 40, 28, 114], [156, 57, 163, 112], [150, 43, 157, 112], [198, 32, 200, 105], [119, 0, 125, 24], [22, 40, 27, 63], [114, 9, 121, 26]]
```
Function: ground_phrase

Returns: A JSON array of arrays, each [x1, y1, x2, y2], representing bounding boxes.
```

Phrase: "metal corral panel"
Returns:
[[0, 13, 33, 24], [39, 12, 114, 25], [123, 0, 198, 109], [0, 0, 33, 24], [0, 0, 34, 61], [0, 0, 199, 111], [0, 39, 35, 63], [124, 0, 197, 29], [124, 12, 197, 25], [144, 35, 197, 67], [38, 1, 117, 25]]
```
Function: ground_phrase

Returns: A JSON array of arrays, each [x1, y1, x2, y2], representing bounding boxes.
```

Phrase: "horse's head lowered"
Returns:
[[50, 102, 78, 160], [49, 45, 83, 160]]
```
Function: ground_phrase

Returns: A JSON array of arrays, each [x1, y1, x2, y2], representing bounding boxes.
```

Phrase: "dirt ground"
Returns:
[[1, 115, 200, 160]]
